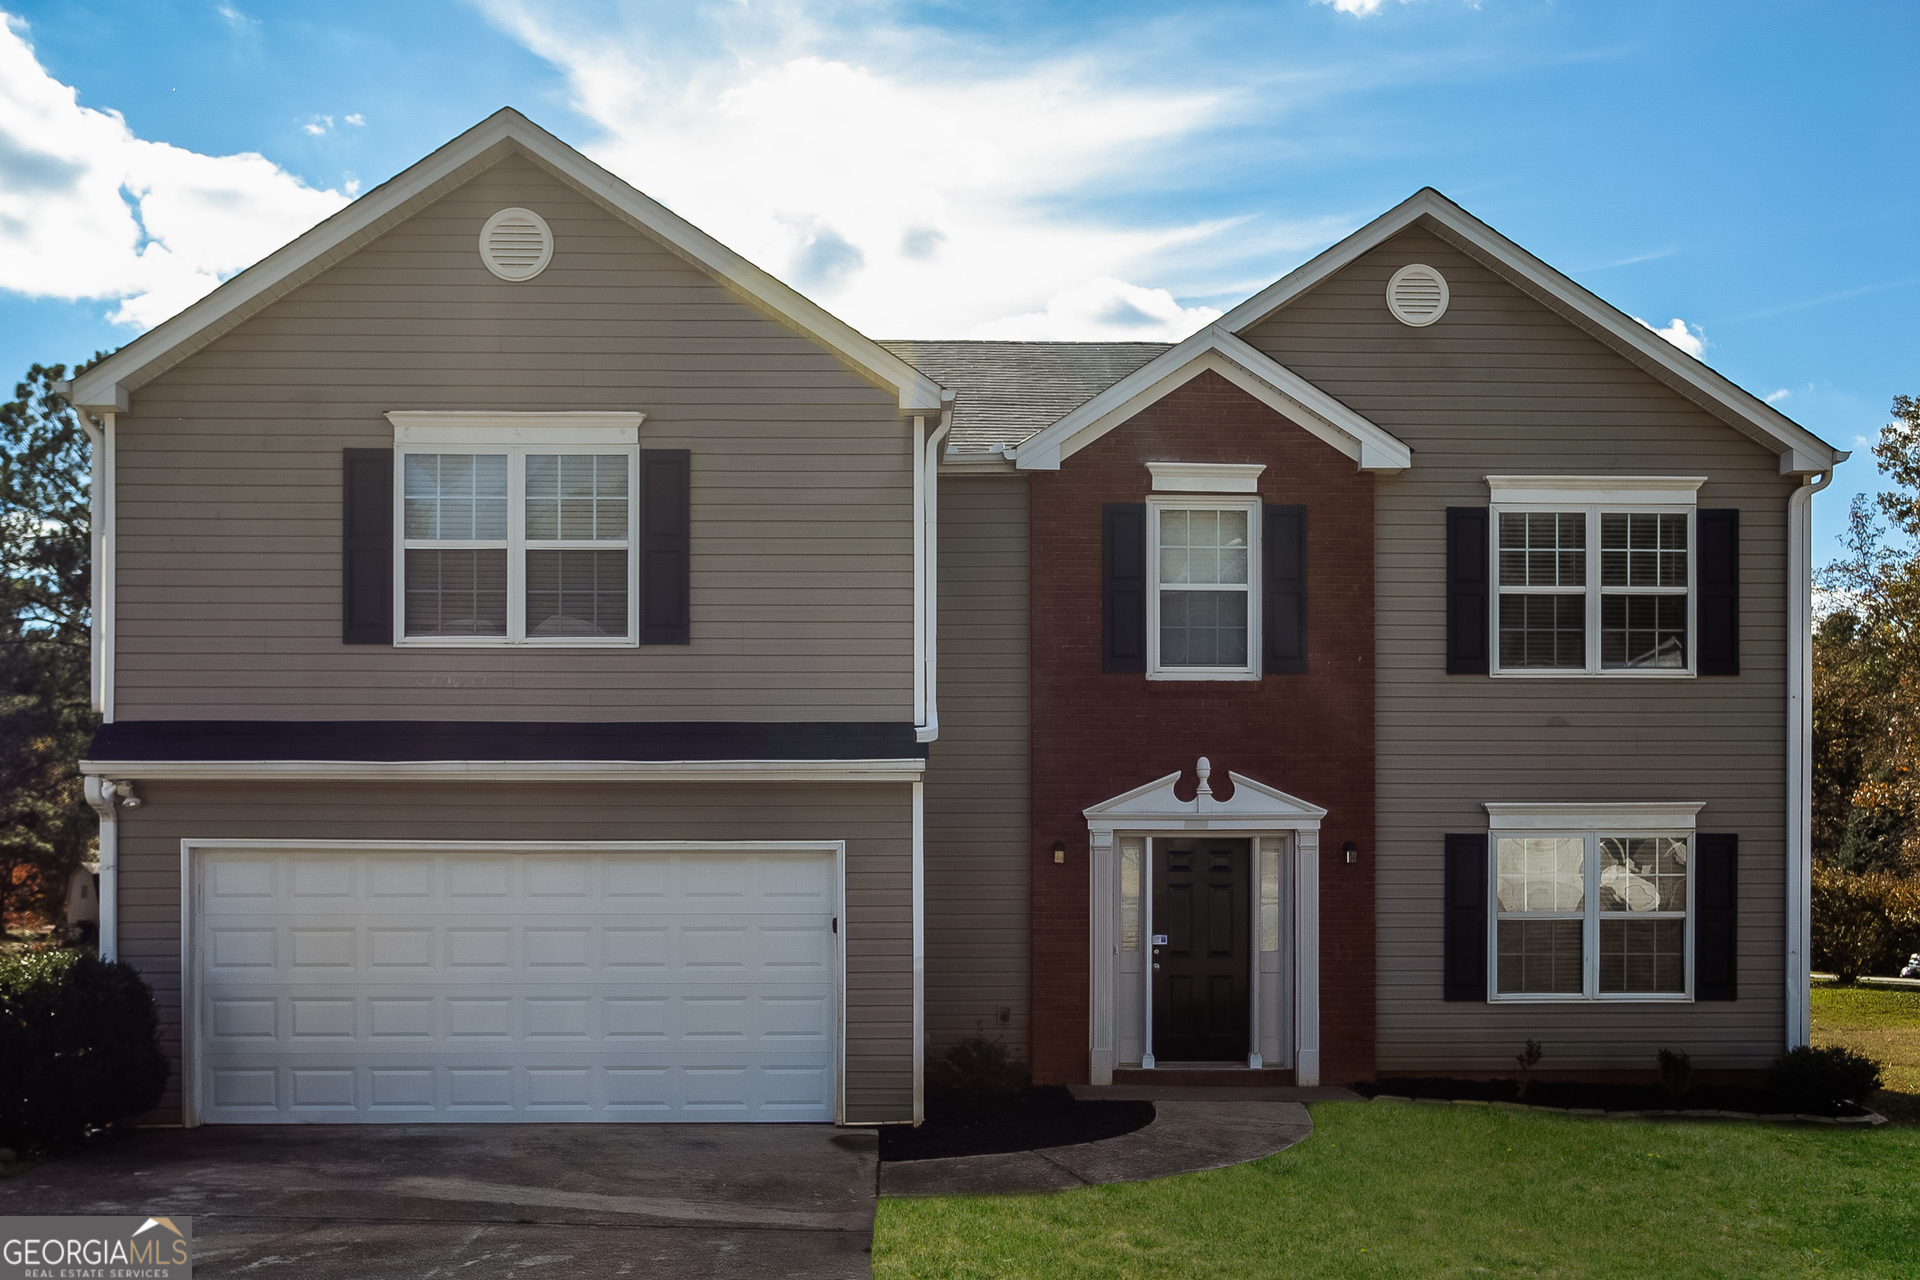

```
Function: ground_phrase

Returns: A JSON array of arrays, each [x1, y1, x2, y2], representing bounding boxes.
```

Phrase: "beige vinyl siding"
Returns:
[[925, 475, 1031, 1053], [112, 153, 912, 721], [114, 779, 915, 1124], [1247, 224, 1796, 1072]]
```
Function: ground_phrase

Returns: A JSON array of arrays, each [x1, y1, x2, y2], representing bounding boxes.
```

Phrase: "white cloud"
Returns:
[[1635, 315, 1706, 359], [0, 14, 349, 328], [1765, 388, 1792, 404], [971, 278, 1220, 341], [302, 115, 333, 136], [1317, 0, 1415, 14], [475, 2, 1266, 339], [344, 113, 365, 126]]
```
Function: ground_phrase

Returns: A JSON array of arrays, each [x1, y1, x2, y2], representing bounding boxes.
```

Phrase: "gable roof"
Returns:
[[1218, 187, 1846, 476], [1007, 325, 1412, 472], [70, 109, 946, 415], [876, 340, 1168, 456]]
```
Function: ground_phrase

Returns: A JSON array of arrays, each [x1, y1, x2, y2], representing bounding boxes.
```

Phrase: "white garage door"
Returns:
[[191, 847, 839, 1123]]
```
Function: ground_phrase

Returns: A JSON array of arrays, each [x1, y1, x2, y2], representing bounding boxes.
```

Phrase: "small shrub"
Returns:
[[1514, 1039, 1544, 1100], [925, 1031, 1030, 1111], [1765, 1045, 1883, 1110], [0, 949, 170, 1150], [1657, 1048, 1693, 1100]]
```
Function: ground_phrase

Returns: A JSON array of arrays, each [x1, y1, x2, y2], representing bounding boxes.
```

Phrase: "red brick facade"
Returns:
[[1027, 370, 1377, 1085]]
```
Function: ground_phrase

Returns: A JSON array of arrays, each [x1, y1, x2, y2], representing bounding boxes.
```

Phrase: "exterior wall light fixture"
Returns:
[[1051, 840, 1066, 864], [1343, 840, 1358, 864]]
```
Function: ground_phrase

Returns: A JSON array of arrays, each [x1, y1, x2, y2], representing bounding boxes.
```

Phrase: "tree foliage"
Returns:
[[1813, 395, 1920, 875], [0, 362, 99, 928]]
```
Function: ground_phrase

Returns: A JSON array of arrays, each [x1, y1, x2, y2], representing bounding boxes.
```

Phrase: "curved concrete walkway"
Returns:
[[881, 1100, 1316, 1197]]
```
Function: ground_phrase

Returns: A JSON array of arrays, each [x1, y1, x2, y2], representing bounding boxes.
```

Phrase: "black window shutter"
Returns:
[[639, 449, 691, 645], [1102, 503, 1146, 673], [1695, 832, 1738, 1001], [1698, 508, 1739, 676], [1443, 833, 1489, 1001], [1264, 505, 1307, 675], [342, 448, 393, 644], [1446, 507, 1490, 674]]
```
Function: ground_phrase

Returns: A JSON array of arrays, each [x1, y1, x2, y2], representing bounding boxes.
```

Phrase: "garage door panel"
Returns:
[[196, 849, 838, 1123]]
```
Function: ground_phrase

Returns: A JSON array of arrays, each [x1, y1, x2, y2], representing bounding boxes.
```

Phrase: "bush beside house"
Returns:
[[0, 948, 168, 1150]]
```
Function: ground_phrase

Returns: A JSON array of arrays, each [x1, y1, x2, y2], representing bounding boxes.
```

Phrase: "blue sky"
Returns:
[[0, 0, 1912, 561]]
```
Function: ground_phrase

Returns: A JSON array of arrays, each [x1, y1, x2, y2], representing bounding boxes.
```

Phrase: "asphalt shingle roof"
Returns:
[[877, 340, 1171, 456]]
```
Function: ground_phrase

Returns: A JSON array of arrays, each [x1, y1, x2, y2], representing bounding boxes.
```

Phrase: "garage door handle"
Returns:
[[831, 917, 838, 934]]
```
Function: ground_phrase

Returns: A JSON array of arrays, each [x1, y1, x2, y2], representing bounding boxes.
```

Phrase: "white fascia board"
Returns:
[[1484, 801, 1705, 832], [1012, 326, 1409, 473], [78, 758, 927, 783], [71, 109, 946, 415], [1216, 188, 1847, 474]]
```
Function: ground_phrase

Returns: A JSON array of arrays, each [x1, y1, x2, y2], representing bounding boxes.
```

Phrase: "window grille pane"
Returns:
[[1598, 836, 1688, 912], [1159, 508, 1248, 586], [1598, 918, 1686, 993], [527, 454, 630, 542], [1259, 842, 1281, 953], [1495, 837, 1585, 913], [526, 549, 630, 637], [1498, 594, 1585, 668], [1497, 919, 1583, 994], [1601, 512, 1688, 587], [403, 454, 506, 540], [1160, 589, 1248, 667], [404, 549, 507, 636], [1120, 840, 1142, 952], [1600, 594, 1687, 668], [1498, 511, 1585, 587]]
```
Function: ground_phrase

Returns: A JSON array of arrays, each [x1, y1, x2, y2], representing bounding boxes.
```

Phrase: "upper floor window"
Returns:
[[1488, 477, 1704, 677], [1147, 496, 1261, 679], [390, 414, 642, 647]]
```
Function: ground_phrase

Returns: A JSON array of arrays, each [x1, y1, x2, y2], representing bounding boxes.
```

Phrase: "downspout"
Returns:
[[914, 397, 955, 744], [83, 777, 119, 962], [1785, 468, 1831, 1051], [76, 408, 106, 715]]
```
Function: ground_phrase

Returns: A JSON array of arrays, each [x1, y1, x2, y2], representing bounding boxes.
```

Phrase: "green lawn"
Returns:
[[1813, 985, 1920, 1113], [875, 1102, 1920, 1279]]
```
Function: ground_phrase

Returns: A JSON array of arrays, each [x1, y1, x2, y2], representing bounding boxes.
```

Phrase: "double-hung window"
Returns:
[[392, 413, 640, 646], [1147, 496, 1261, 679], [1486, 803, 1702, 1001], [1489, 477, 1704, 676]]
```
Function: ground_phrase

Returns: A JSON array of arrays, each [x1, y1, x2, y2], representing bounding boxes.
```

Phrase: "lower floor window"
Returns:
[[1493, 832, 1691, 999]]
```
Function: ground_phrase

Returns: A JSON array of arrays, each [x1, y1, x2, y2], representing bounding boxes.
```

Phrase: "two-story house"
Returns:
[[71, 110, 1845, 1126]]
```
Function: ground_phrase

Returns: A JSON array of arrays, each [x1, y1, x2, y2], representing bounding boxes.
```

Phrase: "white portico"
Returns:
[[1085, 758, 1327, 1086]]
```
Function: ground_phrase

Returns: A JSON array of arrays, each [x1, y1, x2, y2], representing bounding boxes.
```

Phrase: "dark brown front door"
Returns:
[[1152, 839, 1250, 1062]]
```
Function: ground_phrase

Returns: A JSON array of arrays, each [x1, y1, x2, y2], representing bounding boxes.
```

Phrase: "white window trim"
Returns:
[[1146, 462, 1267, 494], [1484, 801, 1705, 1004], [1146, 495, 1262, 681], [391, 415, 643, 648], [1488, 478, 1704, 679]]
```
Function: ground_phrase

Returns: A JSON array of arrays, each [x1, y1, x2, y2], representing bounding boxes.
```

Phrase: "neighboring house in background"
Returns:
[[68, 110, 1846, 1128]]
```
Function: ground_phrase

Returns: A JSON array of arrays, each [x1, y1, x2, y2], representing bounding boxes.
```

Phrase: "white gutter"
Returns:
[[913, 399, 955, 744], [1785, 469, 1832, 1050]]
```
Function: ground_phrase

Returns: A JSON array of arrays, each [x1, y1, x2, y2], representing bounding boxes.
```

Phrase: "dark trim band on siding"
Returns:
[[88, 720, 929, 763]]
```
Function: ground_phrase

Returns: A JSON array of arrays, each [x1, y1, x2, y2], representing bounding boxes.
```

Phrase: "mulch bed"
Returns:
[[879, 1086, 1155, 1162], [1354, 1076, 1869, 1118]]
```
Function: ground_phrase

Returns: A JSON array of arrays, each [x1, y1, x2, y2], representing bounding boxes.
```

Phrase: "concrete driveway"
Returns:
[[0, 1124, 878, 1279]]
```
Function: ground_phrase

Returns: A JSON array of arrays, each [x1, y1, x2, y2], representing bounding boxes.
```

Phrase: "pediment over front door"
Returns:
[[1082, 757, 1326, 833]]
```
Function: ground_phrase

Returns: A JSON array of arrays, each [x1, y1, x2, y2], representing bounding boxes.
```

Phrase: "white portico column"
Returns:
[[1089, 829, 1116, 1084], [1294, 828, 1321, 1086]]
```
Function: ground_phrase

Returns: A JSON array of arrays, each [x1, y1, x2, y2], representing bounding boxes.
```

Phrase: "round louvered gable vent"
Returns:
[[479, 207, 553, 281], [1386, 263, 1448, 327]]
